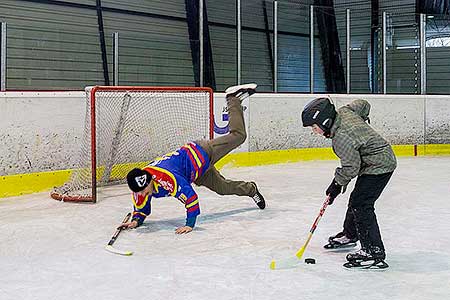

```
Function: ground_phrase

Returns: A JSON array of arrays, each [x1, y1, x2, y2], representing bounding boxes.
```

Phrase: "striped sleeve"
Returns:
[[185, 193, 200, 218], [178, 185, 200, 227], [131, 192, 152, 226]]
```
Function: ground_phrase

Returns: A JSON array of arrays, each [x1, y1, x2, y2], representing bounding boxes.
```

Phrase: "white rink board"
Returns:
[[0, 91, 85, 174], [1, 92, 449, 175], [1, 156, 450, 300]]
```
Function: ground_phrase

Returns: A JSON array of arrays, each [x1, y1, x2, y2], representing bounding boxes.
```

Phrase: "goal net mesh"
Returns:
[[51, 86, 212, 202]]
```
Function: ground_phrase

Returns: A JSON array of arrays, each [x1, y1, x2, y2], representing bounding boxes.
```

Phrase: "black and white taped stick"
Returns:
[[105, 212, 134, 256]]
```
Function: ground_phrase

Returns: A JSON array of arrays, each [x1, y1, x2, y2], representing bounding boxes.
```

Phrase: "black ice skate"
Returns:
[[225, 83, 257, 101], [324, 231, 358, 249], [343, 248, 389, 270], [251, 182, 265, 209]]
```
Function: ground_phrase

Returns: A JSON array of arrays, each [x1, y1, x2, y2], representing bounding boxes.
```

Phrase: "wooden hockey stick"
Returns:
[[105, 212, 134, 256], [270, 196, 330, 270]]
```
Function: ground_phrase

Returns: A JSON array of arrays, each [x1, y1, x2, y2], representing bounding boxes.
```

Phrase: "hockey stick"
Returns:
[[270, 196, 330, 270], [104, 212, 134, 256]]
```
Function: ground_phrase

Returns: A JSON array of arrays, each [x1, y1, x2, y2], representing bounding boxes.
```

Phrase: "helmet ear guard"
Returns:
[[301, 97, 337, 135]]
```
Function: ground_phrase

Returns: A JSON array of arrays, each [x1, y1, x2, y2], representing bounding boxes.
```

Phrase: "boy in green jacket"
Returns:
[[302, 97, 396, 269]]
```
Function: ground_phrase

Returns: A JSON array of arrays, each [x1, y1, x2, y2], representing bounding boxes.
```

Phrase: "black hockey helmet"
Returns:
[[127, 168, 151, 192], [301, 97, 336, 135]]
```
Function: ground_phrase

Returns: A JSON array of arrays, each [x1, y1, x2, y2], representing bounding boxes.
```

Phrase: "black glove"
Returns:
[[326, 179, 342, 205]]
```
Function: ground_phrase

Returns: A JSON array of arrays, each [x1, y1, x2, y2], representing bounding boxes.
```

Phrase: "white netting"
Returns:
[[52, 87, 212, 202]]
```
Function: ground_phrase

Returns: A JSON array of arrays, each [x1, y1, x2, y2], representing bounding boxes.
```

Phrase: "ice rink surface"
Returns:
[[1, 157, 450, 300]]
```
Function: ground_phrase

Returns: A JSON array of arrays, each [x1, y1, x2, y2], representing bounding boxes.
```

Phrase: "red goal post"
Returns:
[[51, 86, 214, 203]]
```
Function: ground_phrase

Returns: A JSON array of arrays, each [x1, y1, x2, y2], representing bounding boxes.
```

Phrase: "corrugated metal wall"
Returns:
[[101, 1, 195, 86], [426, 14, 450, 94], [206, 0, 326, 92], [206, 0, 237, 91], [381, 0, 419, 94], [277, 1, 325, 92], [335, 0, 372, 93], [0, 0, 449, 94], [0, 0, 103, 89], [334, 0, 425, 94], [241, 0, 273, 91], [333, 4, 349, 91]]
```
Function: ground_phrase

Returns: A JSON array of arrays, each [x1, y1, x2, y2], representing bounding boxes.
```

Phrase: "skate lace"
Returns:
[[355, 249, 371, 257], [334, 235, 352, 244]]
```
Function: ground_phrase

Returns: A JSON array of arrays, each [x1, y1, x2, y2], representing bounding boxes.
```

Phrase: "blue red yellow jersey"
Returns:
[[131, 142, 210, 227]]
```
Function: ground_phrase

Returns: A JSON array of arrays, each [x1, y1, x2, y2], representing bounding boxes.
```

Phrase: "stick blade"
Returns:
[[269, 256, 301, 270], [269, 260, 276, 270], [295, 246, 306, 259], [105, 245, 133, 256]]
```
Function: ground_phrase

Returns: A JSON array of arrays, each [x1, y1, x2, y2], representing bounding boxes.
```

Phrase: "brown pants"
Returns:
[[195, 96, 256, 197]]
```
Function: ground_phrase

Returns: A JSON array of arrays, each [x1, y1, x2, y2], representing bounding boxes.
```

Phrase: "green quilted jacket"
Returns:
[[330, 99, 397, 186]]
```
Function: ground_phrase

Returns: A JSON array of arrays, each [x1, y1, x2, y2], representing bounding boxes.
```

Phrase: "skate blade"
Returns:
[[343, 260, 389, 271], [236, 89, 256, 101], [324, 242, 357, 250]]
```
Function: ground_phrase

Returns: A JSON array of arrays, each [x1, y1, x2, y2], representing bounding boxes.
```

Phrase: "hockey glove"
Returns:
[[326, 178, 342, 205]]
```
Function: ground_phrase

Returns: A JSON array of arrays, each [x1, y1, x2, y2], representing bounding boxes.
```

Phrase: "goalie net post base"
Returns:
[[50, 192, 94, 203]]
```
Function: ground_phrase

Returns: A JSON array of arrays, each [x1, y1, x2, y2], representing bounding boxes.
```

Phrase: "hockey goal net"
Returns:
[[51, 86, 213, 203]]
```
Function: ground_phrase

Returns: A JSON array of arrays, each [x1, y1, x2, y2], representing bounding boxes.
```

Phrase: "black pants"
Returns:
[[342, 172, 393, 252]]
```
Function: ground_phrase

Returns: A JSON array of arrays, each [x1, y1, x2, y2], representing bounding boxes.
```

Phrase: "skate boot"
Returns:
[[324, 231, 358, 249], [225, 83, 257, 101], [250, 182, 265, 209], [343, 247, 389, 270]]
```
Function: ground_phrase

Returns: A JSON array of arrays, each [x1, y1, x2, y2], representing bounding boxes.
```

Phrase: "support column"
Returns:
[[112, 32, 119, 86], [237, 0, 242, 85], [199, 0, 204, 87], [185, 0, 216, 89], [96, 0, 110, 85], [273, 1, 278, 92], [310, 5, 314, 93], [313, 0, 346, 93], [382, 11, 387, 94], [420, 13, 427, 95], [346, 9, 351, 94], [1, 22, 7, 91]]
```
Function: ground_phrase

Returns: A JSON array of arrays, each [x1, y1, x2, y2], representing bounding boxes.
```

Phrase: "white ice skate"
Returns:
[[225, 83, 257, 101]]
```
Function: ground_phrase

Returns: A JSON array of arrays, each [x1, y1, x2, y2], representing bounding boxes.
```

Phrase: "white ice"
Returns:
[[1, 157, 450, 300]]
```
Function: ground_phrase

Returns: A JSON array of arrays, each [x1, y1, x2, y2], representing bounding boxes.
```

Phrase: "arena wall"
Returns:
[[1, 91, 449, 197]]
